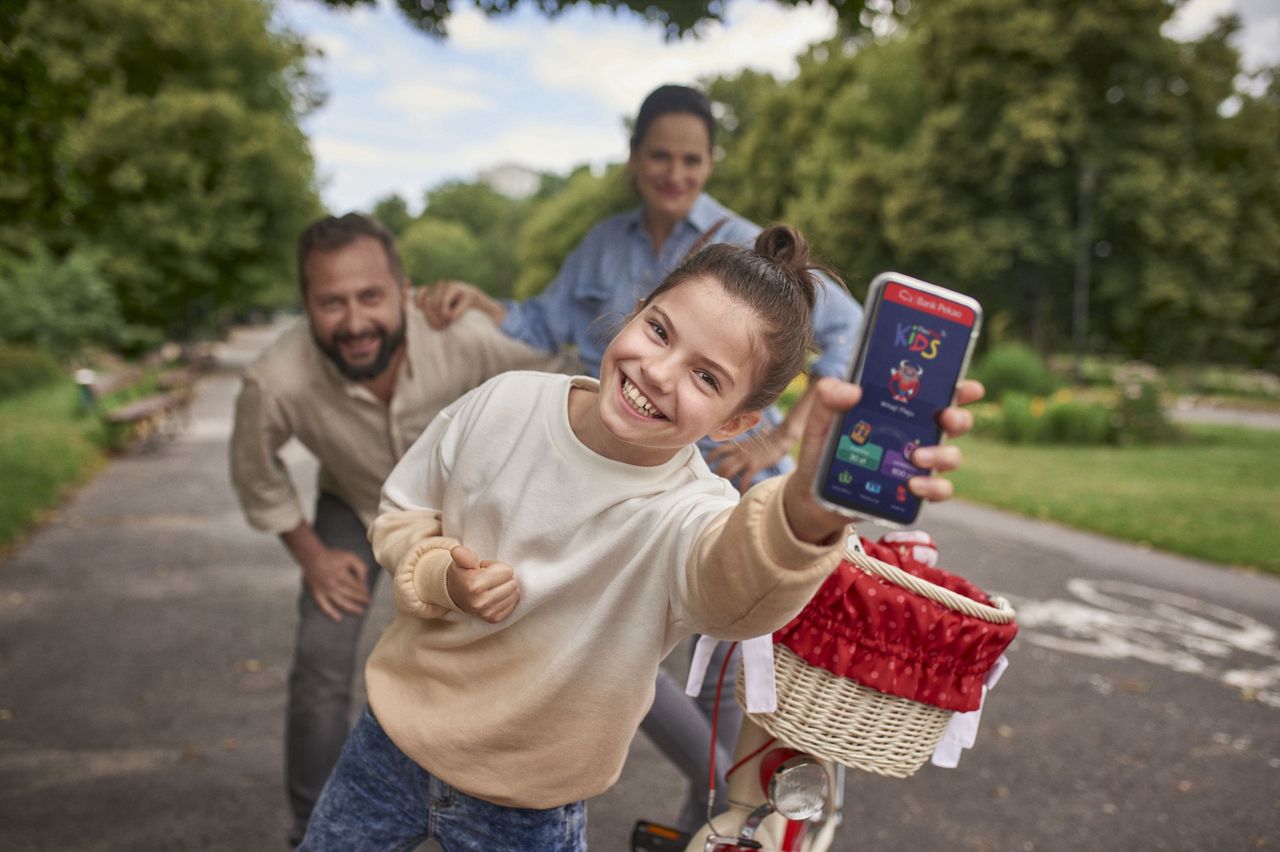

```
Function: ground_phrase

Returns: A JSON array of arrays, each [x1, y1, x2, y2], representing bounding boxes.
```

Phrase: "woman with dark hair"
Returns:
[[419, 84, 862, 833]]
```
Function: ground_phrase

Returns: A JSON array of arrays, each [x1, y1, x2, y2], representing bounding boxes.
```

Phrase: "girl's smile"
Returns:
[[619, 375, 666, 420]]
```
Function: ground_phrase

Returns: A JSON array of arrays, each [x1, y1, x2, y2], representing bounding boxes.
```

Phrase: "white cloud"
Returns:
[[1165, 0, 1280, 70], [1164, 0, 1237, 40], [381, 79, 493, 117], [312, 136, 434, 169], [1239, 16, 1280, 70], [309, 31, 351, 59], [529, 2, 836, 112], [448, 6, 530, 51], [444, 120, 625, 174]]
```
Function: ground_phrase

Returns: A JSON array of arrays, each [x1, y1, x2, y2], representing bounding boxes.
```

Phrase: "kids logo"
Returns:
[[895, 323, 943, 360]]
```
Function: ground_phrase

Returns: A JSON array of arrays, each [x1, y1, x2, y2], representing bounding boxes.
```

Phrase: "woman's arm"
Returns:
[[418, 280, 506, 329]]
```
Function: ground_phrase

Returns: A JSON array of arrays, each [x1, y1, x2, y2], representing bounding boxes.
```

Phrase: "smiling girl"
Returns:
[[418, 84, 864, 829], [299, 226, 978, 851]]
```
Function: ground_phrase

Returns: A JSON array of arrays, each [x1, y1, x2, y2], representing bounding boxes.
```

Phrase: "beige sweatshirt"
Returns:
[[366, 372, 844, 808]]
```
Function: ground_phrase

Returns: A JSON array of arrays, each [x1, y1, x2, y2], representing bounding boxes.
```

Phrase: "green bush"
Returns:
[[0, 343, 63, 399], [0, 248, 128, 356], [1042, 399, 1114, 445], [996, 392, 1042, 443], [972, 343, 1057, 401], [1113, 380, 1181, 444]]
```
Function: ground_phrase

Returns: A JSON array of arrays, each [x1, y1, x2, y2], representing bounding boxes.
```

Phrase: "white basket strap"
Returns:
[[842, 548, 1016, 624]]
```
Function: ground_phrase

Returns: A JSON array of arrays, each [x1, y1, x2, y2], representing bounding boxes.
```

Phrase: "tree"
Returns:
[[706, 0, 1278, 367], [310, 0, 898, 40], [1, 0, 322, 338], [420, 180, 531, 298], [371, 194, 413, 236], [399, 217, 494, 291]]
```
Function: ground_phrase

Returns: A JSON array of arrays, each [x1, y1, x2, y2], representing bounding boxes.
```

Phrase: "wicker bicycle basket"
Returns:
[[738, 546, 1016, 779]]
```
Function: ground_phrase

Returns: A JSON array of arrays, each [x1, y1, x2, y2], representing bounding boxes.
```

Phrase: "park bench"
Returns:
[[76, 365, 193, 450]]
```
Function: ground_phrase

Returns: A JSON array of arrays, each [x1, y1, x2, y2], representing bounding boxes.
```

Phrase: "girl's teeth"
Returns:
[[622, 379, 660, 418]]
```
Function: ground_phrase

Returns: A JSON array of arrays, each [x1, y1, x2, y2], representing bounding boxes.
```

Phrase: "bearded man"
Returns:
[[229, 213, 551, 846]]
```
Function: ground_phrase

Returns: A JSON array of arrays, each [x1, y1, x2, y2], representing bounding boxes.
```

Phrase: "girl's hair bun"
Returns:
[[754, 223, 822, 313], [754, 224, 810, 271]]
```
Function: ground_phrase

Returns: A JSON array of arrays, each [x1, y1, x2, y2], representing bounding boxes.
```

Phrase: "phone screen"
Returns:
[[816, 279, 979, 524]]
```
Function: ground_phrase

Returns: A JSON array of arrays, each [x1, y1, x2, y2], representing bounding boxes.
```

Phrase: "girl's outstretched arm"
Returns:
[[781, 377, 985, 544]]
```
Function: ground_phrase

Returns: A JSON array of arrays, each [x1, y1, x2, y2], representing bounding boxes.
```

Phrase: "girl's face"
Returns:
[[592, 277, 763, 466], [627, 112, 713, 227]]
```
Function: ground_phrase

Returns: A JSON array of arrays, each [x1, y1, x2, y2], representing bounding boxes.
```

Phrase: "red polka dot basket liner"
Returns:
[[737, 534, 1017, 779]]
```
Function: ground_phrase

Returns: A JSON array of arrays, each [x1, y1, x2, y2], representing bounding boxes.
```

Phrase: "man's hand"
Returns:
[[281, 522, 371, 622], [707, 379, 817, 493], [299, 546, 371, 623], [416, 281, 505, 330], [446, 545, 520, 624]]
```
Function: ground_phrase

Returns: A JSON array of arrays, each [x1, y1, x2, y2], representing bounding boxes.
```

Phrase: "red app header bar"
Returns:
[[885, 282, 976, 327]]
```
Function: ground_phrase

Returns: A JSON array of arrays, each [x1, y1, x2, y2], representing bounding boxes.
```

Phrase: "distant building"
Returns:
[[478, 163, 541, 200]]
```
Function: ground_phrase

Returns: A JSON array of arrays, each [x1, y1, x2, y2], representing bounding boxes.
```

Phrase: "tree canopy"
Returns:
[[4, 0, 1275, 372], [310, 0, 897, 40], [1, 0, 322, 342], [696, 0, 1279, 368]]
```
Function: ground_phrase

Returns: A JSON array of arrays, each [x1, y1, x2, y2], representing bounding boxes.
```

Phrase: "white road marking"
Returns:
[[1011, 579, 1280, 708]]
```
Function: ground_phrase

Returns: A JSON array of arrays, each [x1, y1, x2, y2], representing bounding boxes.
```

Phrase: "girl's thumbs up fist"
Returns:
[[446, 544, 521, 624]]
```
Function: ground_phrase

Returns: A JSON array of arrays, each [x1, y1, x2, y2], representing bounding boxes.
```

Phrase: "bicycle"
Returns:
[[635, 533, 1018, 852]]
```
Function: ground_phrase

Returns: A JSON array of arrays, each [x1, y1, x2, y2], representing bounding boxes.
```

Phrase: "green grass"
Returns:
[[949, 424, 1280, 574], [0, 380, 108, 548]]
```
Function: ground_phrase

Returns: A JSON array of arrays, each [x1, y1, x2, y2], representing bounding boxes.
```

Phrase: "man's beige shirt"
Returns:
[[229, 308, 555, 533]]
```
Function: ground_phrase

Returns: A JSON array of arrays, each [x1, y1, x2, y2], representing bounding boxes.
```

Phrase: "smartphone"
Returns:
[[813, 273, 982, 526]]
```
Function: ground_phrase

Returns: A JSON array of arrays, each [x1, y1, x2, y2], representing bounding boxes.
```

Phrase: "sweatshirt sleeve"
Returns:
[[369, 400, 470, 619], [683, 473, 847, 640]]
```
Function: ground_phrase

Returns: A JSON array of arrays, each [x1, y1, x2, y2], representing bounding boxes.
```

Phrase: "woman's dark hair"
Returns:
[[631, 84, 716, 152], [643, 225, 841, 413], [297, 212, 406, 294]]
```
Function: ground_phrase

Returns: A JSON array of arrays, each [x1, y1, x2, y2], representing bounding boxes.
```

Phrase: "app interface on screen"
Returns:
[[820, 282, 977, 521]]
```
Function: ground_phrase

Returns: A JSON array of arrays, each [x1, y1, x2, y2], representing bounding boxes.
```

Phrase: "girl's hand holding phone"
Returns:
[[447, 545, 521, 623], [782, 376, 985, 545]]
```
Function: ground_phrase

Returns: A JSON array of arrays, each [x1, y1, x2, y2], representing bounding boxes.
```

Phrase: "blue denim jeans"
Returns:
[[299, 707, 588, 852]]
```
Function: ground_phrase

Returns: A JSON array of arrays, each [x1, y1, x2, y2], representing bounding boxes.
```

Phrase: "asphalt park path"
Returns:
[[1, 323, 1278, 851]]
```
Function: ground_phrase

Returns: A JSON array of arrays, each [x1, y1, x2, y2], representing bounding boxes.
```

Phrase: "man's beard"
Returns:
[[312, 316, 407, 382]]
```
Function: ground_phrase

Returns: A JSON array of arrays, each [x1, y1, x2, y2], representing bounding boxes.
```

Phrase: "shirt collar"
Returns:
[[685, 193, 728, 234]]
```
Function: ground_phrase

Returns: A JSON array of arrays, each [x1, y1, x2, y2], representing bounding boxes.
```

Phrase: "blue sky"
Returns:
[[275, 0, 1280, 215]]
